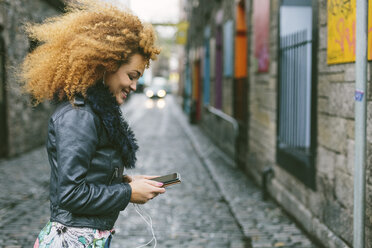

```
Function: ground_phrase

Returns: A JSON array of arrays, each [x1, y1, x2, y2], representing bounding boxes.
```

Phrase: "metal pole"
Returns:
[[354, 0, 367, 247]]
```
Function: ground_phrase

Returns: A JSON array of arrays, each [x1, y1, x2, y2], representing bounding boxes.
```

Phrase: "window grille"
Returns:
[[278, 30, 311, 152], [277, 0, 317, 189]]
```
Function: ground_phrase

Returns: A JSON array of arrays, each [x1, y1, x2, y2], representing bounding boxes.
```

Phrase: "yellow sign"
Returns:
[[327, 0, 372, 64], [176, 21, 189, 45]]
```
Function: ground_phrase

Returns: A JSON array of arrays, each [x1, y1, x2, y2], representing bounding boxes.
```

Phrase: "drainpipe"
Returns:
[[354, 0, 367, 247], [262, 167, 274, 201]]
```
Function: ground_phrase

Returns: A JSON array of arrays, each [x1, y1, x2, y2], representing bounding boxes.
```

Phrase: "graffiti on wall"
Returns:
[[253, 0, 270, 72], [327, 0, 372, 64]]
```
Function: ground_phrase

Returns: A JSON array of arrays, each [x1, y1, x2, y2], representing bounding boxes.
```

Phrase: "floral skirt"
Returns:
[[34, 221, 114, 248]]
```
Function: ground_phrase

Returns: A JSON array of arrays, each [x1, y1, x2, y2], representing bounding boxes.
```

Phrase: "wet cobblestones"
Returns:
[[113, 95, 246, 247], [172, 96, 319, 248], [0, 149, 50, 247]]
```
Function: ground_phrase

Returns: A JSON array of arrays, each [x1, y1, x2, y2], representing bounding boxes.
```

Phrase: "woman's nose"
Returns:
[[130, 82, 137, 91]]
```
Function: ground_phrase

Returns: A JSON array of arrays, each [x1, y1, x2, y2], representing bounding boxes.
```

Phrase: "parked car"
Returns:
[[135, 76, 145, 93], [144, 77, 169, 98]]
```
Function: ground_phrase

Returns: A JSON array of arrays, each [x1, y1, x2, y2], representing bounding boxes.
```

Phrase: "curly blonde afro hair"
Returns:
[[20, 0, 160, 104]]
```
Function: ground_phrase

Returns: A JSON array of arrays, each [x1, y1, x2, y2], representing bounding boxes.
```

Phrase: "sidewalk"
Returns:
[[172, 102, 319, 248]]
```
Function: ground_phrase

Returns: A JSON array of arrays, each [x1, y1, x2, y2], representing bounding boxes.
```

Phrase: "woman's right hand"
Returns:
[[128, 179, 166, 204]]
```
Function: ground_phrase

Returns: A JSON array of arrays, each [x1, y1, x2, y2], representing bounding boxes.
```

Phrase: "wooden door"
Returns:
[[193, 60, 202, 121]]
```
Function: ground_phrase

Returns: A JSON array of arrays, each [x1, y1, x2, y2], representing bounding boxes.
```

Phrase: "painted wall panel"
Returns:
[[253, 0, 270, 72], [235, 4, 247, 78], [204, 27, 211, 105], [327, 0, 372, 64], [210, 38, 216, 78], [224, 20, 234, 77], [216, 27, 223, 109]]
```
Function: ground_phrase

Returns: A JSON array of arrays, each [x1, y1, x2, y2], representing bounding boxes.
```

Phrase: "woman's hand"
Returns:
[[128, 178, 165, 204], [122, 175, 160, 183]]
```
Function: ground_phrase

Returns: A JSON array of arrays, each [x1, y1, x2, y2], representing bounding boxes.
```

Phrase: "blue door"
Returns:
[[203, 27, 211, 105], [184, 61, 192, 114]]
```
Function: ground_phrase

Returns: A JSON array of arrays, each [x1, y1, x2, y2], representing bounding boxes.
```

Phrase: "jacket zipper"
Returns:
[[109, 167, 119, 185]]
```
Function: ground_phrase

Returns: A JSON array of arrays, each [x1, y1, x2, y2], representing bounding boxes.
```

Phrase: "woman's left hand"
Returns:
[[122, 175, 159, 183]]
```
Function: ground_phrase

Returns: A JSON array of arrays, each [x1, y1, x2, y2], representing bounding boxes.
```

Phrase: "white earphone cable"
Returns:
[[132, 203, 157, 248], [123, 173, 157, 248]]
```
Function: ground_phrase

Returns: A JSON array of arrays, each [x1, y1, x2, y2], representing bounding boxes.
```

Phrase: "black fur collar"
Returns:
[[85, 82, 138, 169]]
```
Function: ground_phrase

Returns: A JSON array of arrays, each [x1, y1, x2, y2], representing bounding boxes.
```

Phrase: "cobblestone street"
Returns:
[[0, 95, 319, 248]]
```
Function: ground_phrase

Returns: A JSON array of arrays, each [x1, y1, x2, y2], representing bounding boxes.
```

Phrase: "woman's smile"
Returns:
[[121, 89, 128, 99], [105, 54, 145, 105]]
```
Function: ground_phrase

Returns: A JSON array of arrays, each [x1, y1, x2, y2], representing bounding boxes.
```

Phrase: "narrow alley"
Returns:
[[0, 94, 318, 248]]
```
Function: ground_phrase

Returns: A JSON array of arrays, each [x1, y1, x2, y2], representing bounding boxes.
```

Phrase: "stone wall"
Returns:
[[201, 106, 238, 160], [246, 0, 278, 182], [246, 0, 371, 246], [185, 0, 372, 245], [186, 0, 236, 153], [1, 0, 62, 157], [222, 77, 233, 116]]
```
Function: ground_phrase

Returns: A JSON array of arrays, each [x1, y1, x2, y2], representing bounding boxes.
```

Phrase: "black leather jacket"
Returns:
[[47, 95, 132, 230]]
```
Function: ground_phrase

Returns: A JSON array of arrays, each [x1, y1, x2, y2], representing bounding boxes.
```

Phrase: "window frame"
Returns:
[[276, 0, 318, 190]]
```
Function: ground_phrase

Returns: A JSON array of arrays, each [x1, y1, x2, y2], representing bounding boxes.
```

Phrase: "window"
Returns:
[[277, 0, 317, 189]]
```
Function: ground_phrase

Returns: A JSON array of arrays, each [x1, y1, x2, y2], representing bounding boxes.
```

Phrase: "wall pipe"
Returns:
[[354, 0, 367, 247]]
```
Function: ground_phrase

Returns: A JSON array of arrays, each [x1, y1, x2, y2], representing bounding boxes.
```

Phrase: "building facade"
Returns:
[[0, 0, 65, 157], [184, 0, 371, 247]]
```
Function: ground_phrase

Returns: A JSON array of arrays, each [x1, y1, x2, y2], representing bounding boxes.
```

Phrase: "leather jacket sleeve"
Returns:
[[54, 108, 132, 215]]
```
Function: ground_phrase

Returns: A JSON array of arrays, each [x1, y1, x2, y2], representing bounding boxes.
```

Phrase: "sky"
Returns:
[[104, 0, 180, 38], [123, 0, 180, 24], [130, 0, 180, 39]]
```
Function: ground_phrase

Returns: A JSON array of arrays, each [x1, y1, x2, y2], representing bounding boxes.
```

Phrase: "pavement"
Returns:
[[0, 94, 319, 248]]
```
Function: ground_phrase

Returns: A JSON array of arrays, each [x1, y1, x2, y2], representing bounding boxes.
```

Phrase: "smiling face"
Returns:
[[105, 54, 146, 105]]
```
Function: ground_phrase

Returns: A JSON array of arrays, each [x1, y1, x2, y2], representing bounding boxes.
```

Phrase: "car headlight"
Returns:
[[157, 89, 166, 98], [146, 90, 154, 98]]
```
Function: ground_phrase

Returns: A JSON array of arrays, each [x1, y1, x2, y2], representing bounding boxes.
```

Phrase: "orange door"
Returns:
[[234, 2, 248, 122]]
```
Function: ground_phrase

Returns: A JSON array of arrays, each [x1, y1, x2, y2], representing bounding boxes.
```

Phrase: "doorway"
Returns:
[[234, 1, 248, 169], [215, 26, 223, 110]]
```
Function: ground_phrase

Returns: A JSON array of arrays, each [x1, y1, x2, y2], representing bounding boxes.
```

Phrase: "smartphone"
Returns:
[[151, 173, 181, 187]]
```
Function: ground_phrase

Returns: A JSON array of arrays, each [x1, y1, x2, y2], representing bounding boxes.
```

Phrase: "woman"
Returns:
[[19, 1, 165, 247]]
